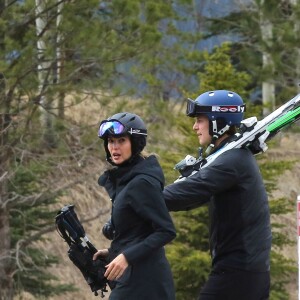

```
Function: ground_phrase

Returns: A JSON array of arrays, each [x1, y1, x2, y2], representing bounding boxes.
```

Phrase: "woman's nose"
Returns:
[[111, 141, 120, 149]]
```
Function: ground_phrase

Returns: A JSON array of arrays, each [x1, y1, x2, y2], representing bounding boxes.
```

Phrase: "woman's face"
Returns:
[[192, 115, 211, 147], [107, 135, 132, 165]]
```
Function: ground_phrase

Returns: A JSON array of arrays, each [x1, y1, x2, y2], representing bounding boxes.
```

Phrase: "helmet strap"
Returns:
[[205, 120, 230, 155]]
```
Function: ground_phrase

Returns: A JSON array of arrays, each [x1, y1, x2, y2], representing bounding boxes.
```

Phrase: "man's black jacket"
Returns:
[[164, 147, 272, 272]]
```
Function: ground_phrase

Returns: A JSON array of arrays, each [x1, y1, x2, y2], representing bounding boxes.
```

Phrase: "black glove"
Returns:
[[102, 219, 115, 240]]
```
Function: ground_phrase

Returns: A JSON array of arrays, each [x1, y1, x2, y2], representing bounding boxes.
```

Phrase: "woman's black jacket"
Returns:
[[99, 155, 176, 300]]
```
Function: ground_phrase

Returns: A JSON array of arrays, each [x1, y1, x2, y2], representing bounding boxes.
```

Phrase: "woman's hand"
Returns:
[[92, 249, 109, 261], [104, 253, 128, 281]]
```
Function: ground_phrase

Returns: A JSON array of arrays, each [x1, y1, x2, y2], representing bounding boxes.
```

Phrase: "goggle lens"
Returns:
[[186, 98, 196, 116], [98, 120, 125, 137], [186, 98, 211, 116]]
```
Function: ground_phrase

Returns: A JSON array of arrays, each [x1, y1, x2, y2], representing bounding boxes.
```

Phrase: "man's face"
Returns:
[[192, 115, 211, 147]]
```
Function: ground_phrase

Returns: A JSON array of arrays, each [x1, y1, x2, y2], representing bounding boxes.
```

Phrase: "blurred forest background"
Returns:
[[1, 0, 300, 299]]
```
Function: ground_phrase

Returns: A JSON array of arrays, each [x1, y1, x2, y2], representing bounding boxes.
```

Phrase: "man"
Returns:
[[164, 90, 272, 300]]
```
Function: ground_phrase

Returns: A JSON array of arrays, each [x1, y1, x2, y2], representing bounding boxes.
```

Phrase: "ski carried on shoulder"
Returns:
[[175, 93, 300, 180]]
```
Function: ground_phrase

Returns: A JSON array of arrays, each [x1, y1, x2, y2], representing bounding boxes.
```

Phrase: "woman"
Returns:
[[93, 112, 176, 300]]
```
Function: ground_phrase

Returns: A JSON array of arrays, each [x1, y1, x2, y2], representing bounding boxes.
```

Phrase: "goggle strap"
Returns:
[[129, 128, 147, 136]]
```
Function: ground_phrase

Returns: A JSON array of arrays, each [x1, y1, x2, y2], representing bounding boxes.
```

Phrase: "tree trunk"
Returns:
[[35, 0, 56, 148], [56, 0, 65, 119], [0, 0, 13, 296], [290, 0, 300, 93], [0, 207, 13, 300], [0, 72, 13, 300], [259, 0, 275, 116]]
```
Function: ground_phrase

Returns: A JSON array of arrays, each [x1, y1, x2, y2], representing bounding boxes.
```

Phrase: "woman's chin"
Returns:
[[112, 158, 124, 165]]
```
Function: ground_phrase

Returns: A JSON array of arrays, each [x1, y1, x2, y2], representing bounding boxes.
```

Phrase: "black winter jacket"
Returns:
[[99, 155, 176, 300], [164, 147, 272, 272]]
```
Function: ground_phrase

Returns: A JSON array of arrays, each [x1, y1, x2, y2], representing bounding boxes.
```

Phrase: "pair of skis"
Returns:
[[175, 93, 300, 179]]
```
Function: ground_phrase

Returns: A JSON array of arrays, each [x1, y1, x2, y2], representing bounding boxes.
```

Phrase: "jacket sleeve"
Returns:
[[164, 149, 244, 211], [122, 177, 176, 265]]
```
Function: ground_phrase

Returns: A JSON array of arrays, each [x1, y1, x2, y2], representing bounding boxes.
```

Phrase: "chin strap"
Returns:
[[205, 120, 230, 155]]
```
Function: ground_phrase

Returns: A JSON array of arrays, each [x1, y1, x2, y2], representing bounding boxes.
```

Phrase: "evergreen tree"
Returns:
[[260, 158, 296, 299]]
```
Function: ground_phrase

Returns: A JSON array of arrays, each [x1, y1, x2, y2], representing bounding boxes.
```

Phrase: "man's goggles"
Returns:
[[186, 98, 246, 117], [186, 98, 212, 117], [98, 120, 147, 138]]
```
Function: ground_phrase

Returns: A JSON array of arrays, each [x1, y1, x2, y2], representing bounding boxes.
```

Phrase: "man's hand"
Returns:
[[104, 253, 128, 281], [93, 249, 109, 261]]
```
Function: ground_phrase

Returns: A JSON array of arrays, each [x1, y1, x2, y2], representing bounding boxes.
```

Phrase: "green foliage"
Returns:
[[269, 252, 296, 300], [8, 160, 74, 297], [167, 241, 210, 300], [166, 206, 211, 300], [259, 160, 295, 191], [258, 159, 297, 298], [14, 249, 76, 298], [269, 198, 294, 216], [196, 43, 252, 98]]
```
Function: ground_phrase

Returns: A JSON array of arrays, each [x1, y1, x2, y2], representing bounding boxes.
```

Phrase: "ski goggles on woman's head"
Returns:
[[98, 119, 148, 138], [98, 120, 126, 138]]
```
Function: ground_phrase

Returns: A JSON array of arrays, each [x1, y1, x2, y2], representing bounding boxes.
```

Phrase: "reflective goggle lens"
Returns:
[[98, 120, 125, 137]]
